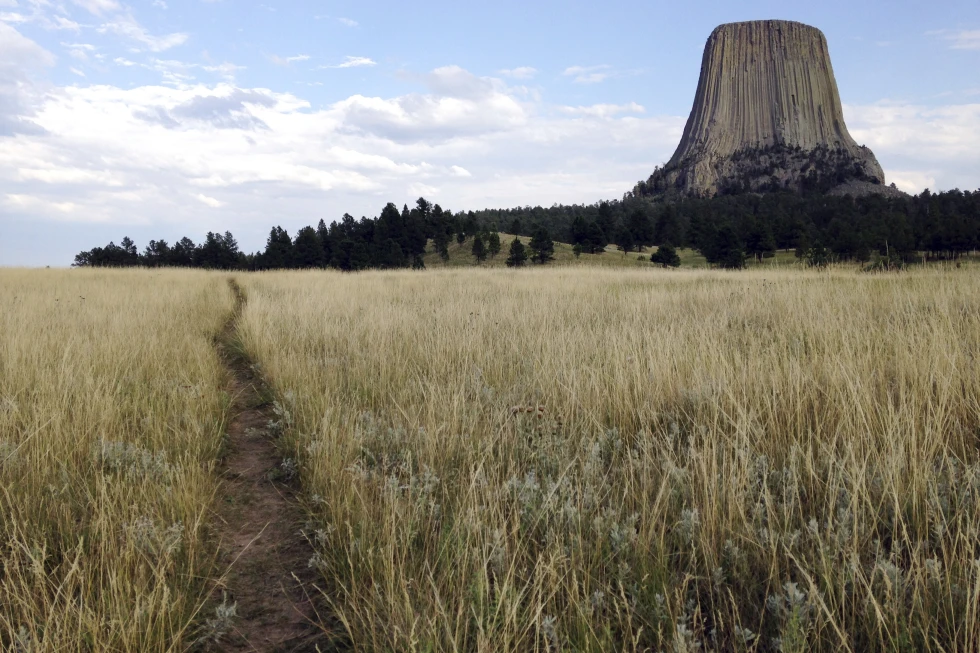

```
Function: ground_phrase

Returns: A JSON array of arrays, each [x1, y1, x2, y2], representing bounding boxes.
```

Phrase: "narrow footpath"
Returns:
[[211, 280, 334, 652]]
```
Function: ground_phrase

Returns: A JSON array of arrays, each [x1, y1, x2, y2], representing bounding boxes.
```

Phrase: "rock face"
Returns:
[[643, 20, 887, 197]]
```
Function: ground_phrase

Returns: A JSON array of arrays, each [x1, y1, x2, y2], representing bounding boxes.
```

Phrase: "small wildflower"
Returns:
[[673, 622, 701, 652], [540, 614, 560, 651], [875, 559, 903, 590], [712, 566, 726, 586], [279, 457, 298, 480], [678, 508, 700, 544], [734, 626, 756, 644], [194, 595, 237, 645], [590, 589, 605, 611], [12, 626, 34, 653]]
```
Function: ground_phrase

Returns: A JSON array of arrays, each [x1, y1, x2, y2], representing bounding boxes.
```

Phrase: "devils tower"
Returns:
[[639, 20, 890, 198]]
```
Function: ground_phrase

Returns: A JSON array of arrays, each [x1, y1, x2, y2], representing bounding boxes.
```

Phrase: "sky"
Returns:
[[1, 0, 979, 266]]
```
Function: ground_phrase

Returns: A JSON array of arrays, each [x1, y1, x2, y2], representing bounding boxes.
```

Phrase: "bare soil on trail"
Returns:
[[210, 283, 337, 652]]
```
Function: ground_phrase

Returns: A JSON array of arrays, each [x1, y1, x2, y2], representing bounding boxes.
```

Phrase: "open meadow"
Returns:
[[0, 269, 233, 651], [3, 265, 980, 652], [237, 266, 980, 652]]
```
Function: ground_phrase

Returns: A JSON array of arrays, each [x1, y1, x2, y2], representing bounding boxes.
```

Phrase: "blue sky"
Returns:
[[2, 0, 979, 265]]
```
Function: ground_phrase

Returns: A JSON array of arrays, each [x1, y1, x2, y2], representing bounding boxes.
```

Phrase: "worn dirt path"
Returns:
[[210, 280, 336, 652]]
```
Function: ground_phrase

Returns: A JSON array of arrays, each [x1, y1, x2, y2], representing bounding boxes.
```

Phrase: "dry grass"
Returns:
[[237, 266, 980, 652], [0, 268, 233, 651]]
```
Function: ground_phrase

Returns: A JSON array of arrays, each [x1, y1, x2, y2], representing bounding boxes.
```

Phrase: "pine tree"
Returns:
[[463, 213, 479, 238], [616, 226, 635, 255], [472, 234, 487, 263], [596, 201, 614, 239], [293, 226, 324, 268], [433, 231, 451, 261], [143, 240, 170, 267], [528, 227, 554, 264], [379, 239, 406, 268], [804, 243, 831, 268], [585, 221, 606, 253], [651, 243, 681, 268], [506, 238, 528, 267], [120, 236, 138, 258], [487, 231, 501, 258], [744, 219, 776, 262], [654, 205, 682, 246], [196, 232, 218, 268], [316, 219, 334, 265], [261, 226, 294, 269], [570, 216, 589, 245], [172, 237, 196, 266], [219, 231, 242, 269], [627, 209, 654, 248]]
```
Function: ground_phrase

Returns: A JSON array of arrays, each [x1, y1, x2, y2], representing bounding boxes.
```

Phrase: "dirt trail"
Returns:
[[210, 280, 335, 652]]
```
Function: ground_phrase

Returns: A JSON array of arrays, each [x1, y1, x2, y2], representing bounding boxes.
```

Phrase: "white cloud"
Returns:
[[929, 29, 980, 50], [337, 17, 357, 27], [5, 194, 80, 215], [71, 0, 120, 15], [121, 57, 243, 85], [498, 66, 537, 80], [0, 62, 688, 252], [202, 61, 244, 80], [195, 193, 223, 208], [332, 66, 529, 143], [1, 5, 80, 30], [0, 22, 56, 68], [845, 101, 980, 192], [69, 66, 85, 77], [321, 56, 376, 69], [887, 170, 938, 194], [98, 13, 188, 52], [559, 102, 645, 118], [271, 54, 310, 65], [49, 15, 81, 30], [64, 42, 97, 60], [563, 65, 612, 84], [0, 22, 55, 135]]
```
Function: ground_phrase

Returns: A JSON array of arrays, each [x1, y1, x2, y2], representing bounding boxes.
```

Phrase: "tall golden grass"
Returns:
[[238, 266, 980, 652], [0, 269, 233, 651]]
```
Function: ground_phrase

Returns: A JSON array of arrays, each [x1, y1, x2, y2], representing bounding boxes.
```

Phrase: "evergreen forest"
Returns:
[[74, 188, 980, 270]]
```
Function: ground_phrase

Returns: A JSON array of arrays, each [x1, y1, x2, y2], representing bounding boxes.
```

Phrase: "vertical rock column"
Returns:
[[662, 20, 884, 196]]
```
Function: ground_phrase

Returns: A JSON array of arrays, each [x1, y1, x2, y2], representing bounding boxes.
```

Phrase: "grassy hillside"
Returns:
[[422, 233, 805, 269]]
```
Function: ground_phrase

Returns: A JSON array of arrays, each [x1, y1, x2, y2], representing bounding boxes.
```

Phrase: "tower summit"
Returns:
[[641, 20, 887, 197]]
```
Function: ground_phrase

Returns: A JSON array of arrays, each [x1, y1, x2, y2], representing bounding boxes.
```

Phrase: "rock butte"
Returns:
[[647, 20, 890, 198]]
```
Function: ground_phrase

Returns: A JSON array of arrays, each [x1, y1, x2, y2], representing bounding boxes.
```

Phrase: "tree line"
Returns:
[[73, 197, 572, 270], [76, 199, 482, 270], [74, 188, 978, 271], [470, 188, 980, 268]]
